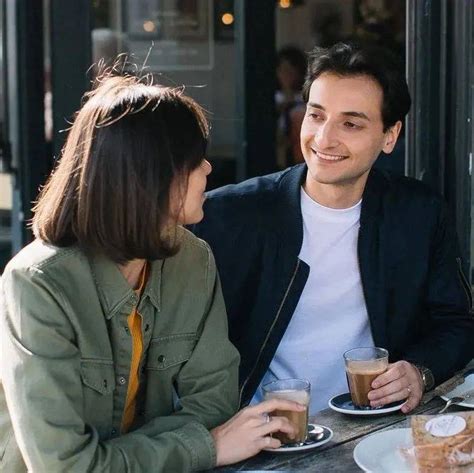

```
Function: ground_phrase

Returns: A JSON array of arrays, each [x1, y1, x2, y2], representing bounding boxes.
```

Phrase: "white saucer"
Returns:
[[263, 423, 333, 453], [328, 393, 404, 415], [440, 368, 474, 409], [353, 428, 414, 472]]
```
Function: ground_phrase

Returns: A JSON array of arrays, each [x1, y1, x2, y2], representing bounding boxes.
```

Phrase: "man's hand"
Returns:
[[367, 360, 424, 414]]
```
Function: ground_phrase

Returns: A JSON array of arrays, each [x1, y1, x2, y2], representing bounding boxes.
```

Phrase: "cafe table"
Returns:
[[209, 369, 472, 472]]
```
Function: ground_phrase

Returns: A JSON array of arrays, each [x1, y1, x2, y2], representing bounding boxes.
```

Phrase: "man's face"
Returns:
[[300, 73, 400, 191]]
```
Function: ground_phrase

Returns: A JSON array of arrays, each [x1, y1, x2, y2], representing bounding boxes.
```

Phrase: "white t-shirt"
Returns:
[[252, 187, 375, 414]]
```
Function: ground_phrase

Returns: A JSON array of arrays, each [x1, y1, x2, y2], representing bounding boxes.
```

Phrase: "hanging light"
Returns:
[[143, 21, 155, 32], [221, 12, 234, 25]]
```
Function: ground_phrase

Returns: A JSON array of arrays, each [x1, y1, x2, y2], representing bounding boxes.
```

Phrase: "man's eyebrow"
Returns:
[[307, 102, 370, 121], [342, 111, 370, 121]]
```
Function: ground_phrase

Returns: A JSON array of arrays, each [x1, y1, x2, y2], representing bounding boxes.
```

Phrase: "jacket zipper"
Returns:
[[456, 257, 472, 309], [239, 259, 301, 405]]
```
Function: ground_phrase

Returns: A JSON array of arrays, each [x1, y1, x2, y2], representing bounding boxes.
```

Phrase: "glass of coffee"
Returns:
[[344, 347, 388, 409], [262, 378, 310, 445]]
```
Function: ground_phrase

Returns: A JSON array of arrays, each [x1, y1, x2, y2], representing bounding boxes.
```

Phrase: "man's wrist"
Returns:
[[413, 364, 435, 392]]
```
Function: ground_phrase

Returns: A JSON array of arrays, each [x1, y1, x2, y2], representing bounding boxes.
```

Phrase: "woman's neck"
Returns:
[[118, 259, 146, 290]]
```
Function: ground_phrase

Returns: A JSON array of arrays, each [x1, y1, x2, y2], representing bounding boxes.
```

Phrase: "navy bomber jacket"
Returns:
[[193, 164, 474, 406]]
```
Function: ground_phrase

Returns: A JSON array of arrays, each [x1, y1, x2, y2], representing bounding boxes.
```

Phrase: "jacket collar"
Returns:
[[89, 253, 162, 319], [275, 164, 307, 258], [275, 164, 387, 251]]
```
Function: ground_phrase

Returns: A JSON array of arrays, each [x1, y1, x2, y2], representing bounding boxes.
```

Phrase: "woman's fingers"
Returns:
[[256, 415, 297, 438], [249, 398, 306, 416], [256, 436, 281, 450]]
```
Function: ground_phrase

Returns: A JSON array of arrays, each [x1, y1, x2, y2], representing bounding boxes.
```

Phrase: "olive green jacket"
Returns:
[[0, 228, 240, 472]]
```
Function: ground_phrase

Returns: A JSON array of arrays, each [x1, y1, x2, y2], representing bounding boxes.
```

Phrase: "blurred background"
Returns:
[[0, 0, 472, 288]]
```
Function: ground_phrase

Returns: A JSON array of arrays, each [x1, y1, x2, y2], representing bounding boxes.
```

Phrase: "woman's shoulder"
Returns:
[[163, 227, 216, 280], [5, 240, 82, 269], [2, 240, 87, 285], [176, 227, 213, 264]]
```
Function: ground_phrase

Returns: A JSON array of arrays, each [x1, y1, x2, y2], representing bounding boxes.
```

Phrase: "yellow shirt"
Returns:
[[121, 262, 148, 432]]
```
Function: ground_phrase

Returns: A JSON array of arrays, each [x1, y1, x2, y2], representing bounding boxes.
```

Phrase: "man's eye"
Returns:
[[344, 122, 360, 129]]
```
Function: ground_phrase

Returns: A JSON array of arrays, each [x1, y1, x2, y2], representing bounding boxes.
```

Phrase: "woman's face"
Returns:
[[174, 159, 212, 225]]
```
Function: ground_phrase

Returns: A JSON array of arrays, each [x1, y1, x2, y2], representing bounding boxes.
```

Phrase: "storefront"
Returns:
[[0, 0, 472, 284]]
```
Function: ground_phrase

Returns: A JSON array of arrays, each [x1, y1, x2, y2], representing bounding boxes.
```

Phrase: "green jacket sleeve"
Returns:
[[0, 256, 239, 472]]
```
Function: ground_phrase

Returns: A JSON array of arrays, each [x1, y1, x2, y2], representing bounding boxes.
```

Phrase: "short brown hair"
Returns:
[[302, 42, 411, 131], [32, 73, 208, 263]]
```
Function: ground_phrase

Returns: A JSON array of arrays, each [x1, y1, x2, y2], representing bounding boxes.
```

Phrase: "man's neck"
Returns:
[[303, 174, 368, 209]]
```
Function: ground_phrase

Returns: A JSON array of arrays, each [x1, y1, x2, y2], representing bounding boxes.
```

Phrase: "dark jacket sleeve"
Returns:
[[402, 201, 474, 383], [192, 194, 263, 340]]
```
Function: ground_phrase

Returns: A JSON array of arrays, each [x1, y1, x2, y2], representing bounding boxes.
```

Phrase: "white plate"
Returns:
[[440, 369, 474, 409], [263, 424, 333, 453], [353, 428, 414, 472], [328, 393, 404, 416]]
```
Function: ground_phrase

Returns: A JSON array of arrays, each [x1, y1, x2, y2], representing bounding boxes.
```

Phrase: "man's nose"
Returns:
[[314, 122, 339, 149]]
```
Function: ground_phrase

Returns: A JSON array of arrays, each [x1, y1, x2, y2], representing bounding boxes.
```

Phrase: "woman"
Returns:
[[0, 73, 303, 472]]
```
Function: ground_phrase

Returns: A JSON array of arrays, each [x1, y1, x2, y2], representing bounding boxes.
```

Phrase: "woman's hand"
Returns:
[[211, 398, 306, 467], [368, 360, 424, 413]]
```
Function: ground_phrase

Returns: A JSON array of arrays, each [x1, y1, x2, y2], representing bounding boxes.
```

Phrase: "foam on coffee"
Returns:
[[265, 389, 310, 405]]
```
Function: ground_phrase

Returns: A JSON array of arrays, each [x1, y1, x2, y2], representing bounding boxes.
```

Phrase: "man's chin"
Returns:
[[307, 171, 351, 186]]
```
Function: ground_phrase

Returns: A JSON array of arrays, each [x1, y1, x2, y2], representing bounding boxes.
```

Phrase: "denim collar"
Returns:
[[89, 253, 162, 319]]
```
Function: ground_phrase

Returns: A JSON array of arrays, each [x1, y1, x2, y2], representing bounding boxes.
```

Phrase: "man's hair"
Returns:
[[302, 42, 411, 131], [32, 73, 208, 263]]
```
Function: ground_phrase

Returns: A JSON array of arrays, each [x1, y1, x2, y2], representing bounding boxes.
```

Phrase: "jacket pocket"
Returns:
[[80, 359, 116, 394], [80, 359, 115, 438], [146, 333, 197, 371]]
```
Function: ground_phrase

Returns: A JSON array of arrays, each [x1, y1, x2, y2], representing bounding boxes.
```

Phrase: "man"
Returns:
[[193, 42, 474, 414]]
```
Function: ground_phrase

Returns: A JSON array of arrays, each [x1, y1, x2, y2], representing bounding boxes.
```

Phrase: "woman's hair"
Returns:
[[32, 73, 208, 263]]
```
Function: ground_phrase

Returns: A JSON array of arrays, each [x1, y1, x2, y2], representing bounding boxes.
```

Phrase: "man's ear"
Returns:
[[382, 121, 402, 154]]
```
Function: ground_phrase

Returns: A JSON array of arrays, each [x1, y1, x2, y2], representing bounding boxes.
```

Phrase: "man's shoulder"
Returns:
[[205, 165, 302, 211], [375, 170, 444, 207]]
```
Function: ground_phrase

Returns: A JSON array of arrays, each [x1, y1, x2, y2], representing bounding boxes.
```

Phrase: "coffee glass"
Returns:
[[262, 378, 310, 445], [343, 347, 388, 409]]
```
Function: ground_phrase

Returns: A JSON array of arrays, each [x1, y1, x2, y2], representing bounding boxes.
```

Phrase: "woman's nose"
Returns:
[[203, 159, 212, 175]]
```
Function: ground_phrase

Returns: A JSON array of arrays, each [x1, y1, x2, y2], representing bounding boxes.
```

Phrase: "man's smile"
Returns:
[[311, 148, 348, 162]]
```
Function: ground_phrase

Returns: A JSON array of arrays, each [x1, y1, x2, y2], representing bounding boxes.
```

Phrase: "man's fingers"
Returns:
[[371, 362, 406, 389], [401, 394, 422, 413], [370, 388, 409, 407], [368, 378, 405, 401], [370, 383, 422, 408]]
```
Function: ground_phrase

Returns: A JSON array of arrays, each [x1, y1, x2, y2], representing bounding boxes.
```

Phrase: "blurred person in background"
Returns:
[[276, 46, 307, 168]]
